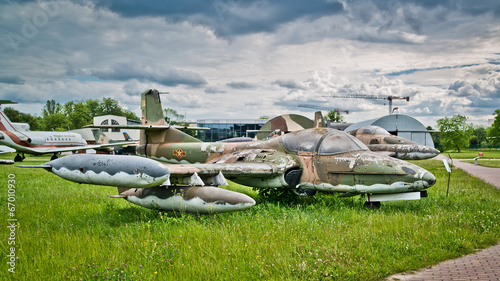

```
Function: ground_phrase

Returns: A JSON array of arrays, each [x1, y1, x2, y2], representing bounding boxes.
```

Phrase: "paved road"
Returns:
[[450, 158, 500, 189], [386, 155, 500, 281], [386, 243, 500, 280]]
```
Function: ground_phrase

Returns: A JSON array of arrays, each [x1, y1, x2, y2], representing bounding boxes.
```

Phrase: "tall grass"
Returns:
[[0, 158, 499, 280]]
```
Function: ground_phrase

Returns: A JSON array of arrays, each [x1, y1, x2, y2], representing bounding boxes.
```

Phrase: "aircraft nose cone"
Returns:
[[422, 171, 436, 188], [428, 147, 440, 158]]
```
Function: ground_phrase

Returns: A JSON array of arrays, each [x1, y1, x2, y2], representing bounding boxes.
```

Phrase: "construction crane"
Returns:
[[322, 94, 409, 115], [298, 104, 349, 114]]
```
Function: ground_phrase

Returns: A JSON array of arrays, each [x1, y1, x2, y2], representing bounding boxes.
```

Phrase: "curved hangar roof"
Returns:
[[344, 114, 435, 148], [256, 114, 314, 140]]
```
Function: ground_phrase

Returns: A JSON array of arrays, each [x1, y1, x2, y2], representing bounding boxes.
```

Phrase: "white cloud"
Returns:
[[0, 0, 499, 126]]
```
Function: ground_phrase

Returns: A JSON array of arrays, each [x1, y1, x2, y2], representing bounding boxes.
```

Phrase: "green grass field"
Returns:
[[461, 160, 500, 168], [444, 149, 500, 159], [1, 155, 499, 280]]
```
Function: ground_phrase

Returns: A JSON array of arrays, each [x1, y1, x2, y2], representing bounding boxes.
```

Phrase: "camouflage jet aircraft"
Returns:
[[21, 90, 436, 213], [347, 125, 440, 160]]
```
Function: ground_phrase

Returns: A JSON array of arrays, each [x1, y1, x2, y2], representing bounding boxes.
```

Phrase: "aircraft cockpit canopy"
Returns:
[[361, 126, 390, 136], [281, 128, 368, 155]]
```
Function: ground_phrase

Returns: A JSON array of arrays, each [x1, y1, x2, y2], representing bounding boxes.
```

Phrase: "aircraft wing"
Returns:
[[163, 162, 280, 186], [19, 154, 282, 188], [85, 124, 208, 131], [85, 124, 170, 130], [166, 163, 278, 176], [21, 142, 135, 155], [0, 145, 16, 154], [367, 144, 440, 160]]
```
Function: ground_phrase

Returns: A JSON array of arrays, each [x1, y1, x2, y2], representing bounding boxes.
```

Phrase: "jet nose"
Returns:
[[426, 147, 441, 158], [422, 171, 436, 188]]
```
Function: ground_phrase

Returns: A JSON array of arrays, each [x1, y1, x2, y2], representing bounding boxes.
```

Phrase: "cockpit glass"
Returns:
[[374, 127, 390, 135], [280, 129, 328, 152], [281, 129, 368, 154], [318, 131, 367, 155], [362, 127, 373, 134], [361, 126, 390, 136]]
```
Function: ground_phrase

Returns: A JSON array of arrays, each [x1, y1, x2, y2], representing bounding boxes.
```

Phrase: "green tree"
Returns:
[[41, 113, 70, 131], [42, 100, 62, 118], [41, 99, 69, 131], [426, 126, 440, 150], [121, 109, 140, 121], [94, 98, 139, 121], [487, 109, 500, 146], [325, 110, 344, 123], [68, 102, 92, 129], [164, 108, 185, 125], [97, 98, 123, 116], [86, 99, 100, 118], [63, 101, 75, 116], [437, 114, 473, 152], [470, 125, 488, 146]]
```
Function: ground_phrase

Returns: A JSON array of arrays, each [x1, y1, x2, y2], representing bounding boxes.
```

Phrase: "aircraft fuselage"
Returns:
[[137, 128, 435, 197]]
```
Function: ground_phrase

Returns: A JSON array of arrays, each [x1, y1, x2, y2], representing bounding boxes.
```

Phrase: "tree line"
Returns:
[[432, 109, 500, 152], [4, 98, 139, 131], [4, 100, 499, 152]]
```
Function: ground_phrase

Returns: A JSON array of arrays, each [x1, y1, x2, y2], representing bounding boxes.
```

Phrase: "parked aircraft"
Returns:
[[90, 129, 137, 155], [20, 90, 436, 213], [347, 125, 440, 160], [0, 101, 133, 161], [311, 111, 439, 160]]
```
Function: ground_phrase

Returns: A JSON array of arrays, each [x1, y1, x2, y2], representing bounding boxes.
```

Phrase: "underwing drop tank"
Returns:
[[23, 154, 171, 188], [112, 185, 256, 214], [18, 154, 256, 214]]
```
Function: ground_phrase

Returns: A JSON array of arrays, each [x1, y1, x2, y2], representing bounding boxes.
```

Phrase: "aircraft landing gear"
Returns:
[[364, 201, 381, 209], [293, 188, 316, 197], [50, 154, 58, 160], [14, 153, 24, 162]]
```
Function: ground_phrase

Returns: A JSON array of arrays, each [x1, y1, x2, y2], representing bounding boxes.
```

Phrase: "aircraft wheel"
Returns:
[[292, 188, 316, 197], [50, 154, 58, 160], [364, 201, 381, 209], [14, 154, 24, 162]]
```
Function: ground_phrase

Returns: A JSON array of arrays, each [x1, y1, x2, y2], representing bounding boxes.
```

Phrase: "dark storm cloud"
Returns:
[[0, 74, 25, 85], [272, 79, 306, 90], [72, 63, 207, 87], [204, 86, 226, 94], [226, 81, 255, 90], [2, 0, 500, 123], [370, 0, 500, 17], [86, 0, 344, 36], [387, 64, 481, 77]]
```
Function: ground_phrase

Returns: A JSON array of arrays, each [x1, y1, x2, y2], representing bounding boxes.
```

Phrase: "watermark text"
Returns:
[[7, 174, 17, 274]]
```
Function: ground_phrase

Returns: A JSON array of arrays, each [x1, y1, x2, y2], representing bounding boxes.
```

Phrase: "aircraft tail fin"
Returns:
[[123, 132, 133, 141], [141, 89, 169, 126], [91, 129, 111, 144], [140, 89, 200, 144], [0, 108, 17, 132]]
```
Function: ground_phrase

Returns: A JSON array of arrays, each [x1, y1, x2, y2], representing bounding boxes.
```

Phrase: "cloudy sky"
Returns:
[[1, 0, 499, 127]]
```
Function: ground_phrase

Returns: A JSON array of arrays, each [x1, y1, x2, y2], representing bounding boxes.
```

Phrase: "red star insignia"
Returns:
[[173, 148, 186, 159]]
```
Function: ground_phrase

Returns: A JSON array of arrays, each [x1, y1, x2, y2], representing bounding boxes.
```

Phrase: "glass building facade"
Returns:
[[197, 119, 268, 142]]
